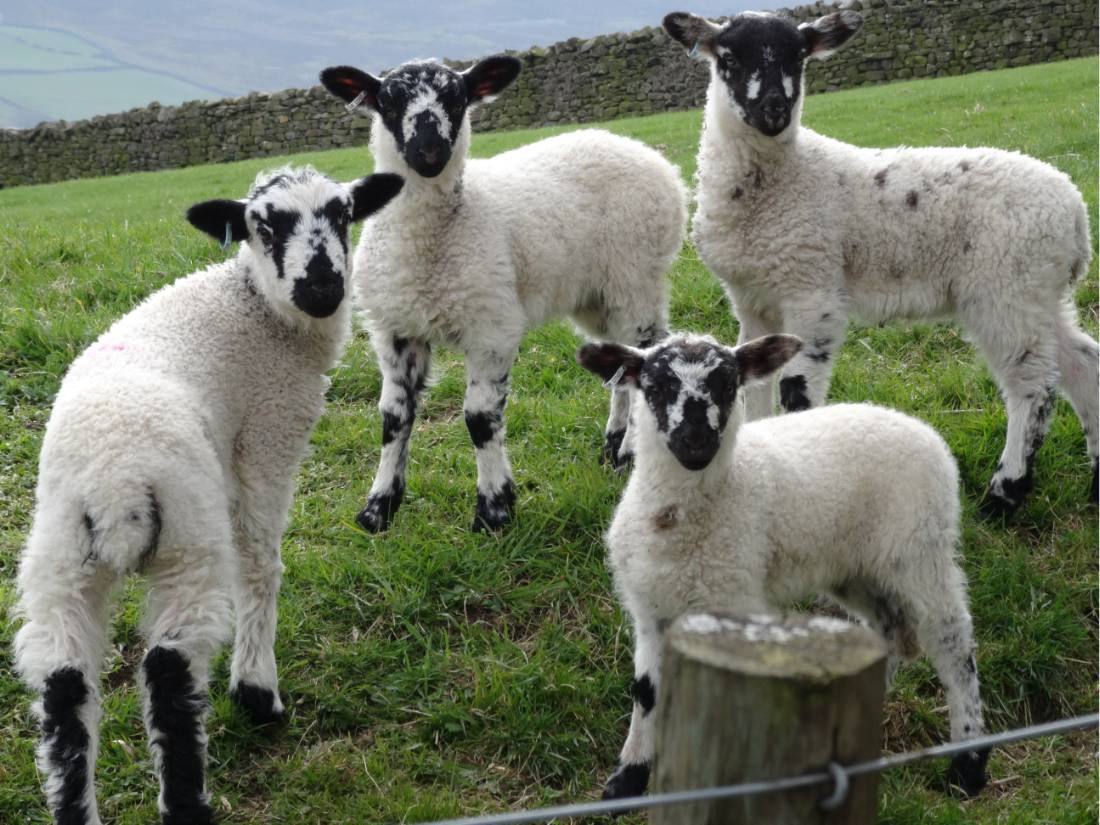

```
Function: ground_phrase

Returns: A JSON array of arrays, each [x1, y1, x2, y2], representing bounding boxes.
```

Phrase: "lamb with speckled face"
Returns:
[[578, 332, 990, 803], [664, 8, 1098, 517], [12, 167, 404, 825], [320, 56, 688, 533]]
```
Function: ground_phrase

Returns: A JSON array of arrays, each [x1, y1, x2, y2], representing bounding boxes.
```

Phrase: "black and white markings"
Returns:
[[39, 667, 93, 825], [321, 57, 520, 179], [662, 10, 862, 136], [143, 646, 214, 825]]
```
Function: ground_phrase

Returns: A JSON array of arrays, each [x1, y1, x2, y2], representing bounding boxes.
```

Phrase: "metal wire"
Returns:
[[413, 713, 1098, 825]]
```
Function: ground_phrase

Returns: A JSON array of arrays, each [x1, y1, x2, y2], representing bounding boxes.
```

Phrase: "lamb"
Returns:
[[662, 9, 1098, 516], [577, 332, 990, 801], [319, 57, 688, 533], [12, 166, 404, 825]]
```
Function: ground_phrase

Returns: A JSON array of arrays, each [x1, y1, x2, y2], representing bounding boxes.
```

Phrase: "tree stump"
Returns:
[[651, 611, 887, 825]]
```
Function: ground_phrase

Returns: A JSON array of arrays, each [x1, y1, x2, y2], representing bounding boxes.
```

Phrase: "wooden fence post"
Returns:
[[651, 612, 887, 825]]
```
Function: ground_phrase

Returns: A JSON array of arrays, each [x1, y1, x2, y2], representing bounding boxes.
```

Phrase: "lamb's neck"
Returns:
[[234, 252, 350, 365], [631, 440, 736, 509], [698, 81, 799, 185]]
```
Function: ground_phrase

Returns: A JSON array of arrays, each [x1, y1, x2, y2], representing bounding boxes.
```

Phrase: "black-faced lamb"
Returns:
[[13, 167, 404, 825], [320, 57, 687, 533], [577, 332, 990, 801], [663, 9, 1098, 516]]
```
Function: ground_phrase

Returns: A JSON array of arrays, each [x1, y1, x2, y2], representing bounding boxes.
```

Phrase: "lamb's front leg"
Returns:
[[229, 441, 303, 725], [464, 346, 519, 532], [733, 301, 781, 421], [359, 334, 431, 532], [778, 296, 849, 412], [603, 620, 662, 801]]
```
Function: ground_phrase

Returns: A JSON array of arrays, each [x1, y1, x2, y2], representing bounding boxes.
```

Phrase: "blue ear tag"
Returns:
[[221, 222, 233, 251], [689, 40, 700, 57]]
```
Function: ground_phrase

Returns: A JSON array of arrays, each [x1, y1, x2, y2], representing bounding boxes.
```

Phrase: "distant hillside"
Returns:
[[0, 0, 772, 128], [0, 25, 228, 128]]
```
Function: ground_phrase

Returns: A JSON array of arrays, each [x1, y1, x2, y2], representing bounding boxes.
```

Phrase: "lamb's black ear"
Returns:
[[799, 11, 863, 60], [320, 65, 382, 109], [663, 12, 724, 57], [732, 334, 802, 385], [350, 173, 405, 222], [462, 56, 521, 102], [577, 342, 645, 387], [186, 199, 248, 243]]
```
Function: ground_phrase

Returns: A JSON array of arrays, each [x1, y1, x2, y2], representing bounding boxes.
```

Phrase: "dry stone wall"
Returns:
[[1, 0, 1096, 187]]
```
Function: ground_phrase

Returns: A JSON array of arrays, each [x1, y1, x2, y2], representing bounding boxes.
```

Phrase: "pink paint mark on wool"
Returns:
[[96, 342, 127, 352]]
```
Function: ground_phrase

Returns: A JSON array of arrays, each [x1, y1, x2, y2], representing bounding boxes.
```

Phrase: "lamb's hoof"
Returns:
[[230, 682, 286, 726], [977, 488, 1024, 521], [471, 483, 516, 533], [945, 748, 990, 797], [356, 488, 404, 533], [162, 802, 216, 825], [602, 762, 650, 809]]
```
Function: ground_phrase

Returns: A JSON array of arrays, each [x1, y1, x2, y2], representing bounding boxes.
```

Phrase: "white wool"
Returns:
[[13, 170, 356, 823], [356, 104, 687, 529], [690, 36, 1097, 511]]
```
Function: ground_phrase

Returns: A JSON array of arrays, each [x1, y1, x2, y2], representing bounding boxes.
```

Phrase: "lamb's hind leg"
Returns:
[[464, 344, 520, 532], [830, 581, 921, 688], [359, 334, 431, 532], [1054, 302, 1099, 501], [15, 517, 117, 825], [971, 320, 1060, 517], [908, 577, 988, 797], [140, 531, 233, 824]]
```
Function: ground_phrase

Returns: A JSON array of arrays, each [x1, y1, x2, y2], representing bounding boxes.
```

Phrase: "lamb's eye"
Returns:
[[255, 224, 273, 244]]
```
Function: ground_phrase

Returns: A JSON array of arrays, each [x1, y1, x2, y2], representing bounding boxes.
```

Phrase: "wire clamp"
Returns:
[[819, 761, 849, 811]]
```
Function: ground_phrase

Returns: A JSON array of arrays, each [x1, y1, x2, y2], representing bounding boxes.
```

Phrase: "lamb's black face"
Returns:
[[186, 169, 404, 320], [577, 333, 803, 472], [376, 63, 466, 178], [320, 57, 521, 180], [712, 15, 805, 136], [663, 10, 863, 137], [639, 341, 740, 470]]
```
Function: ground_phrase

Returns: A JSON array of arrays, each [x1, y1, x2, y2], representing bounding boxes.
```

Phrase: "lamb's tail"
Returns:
[[81, 484, 162, 574]]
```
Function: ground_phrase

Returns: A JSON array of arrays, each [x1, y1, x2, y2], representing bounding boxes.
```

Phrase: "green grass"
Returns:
[[1, 57, 1097, 824]]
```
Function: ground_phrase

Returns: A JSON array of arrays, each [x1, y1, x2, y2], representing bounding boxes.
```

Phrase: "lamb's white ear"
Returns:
[[799, 11, 863, 60], [732, 334, 802, 385], [663, 12, 724, 58], [577, 342, 646, 388], [186, 199, 248, 243]]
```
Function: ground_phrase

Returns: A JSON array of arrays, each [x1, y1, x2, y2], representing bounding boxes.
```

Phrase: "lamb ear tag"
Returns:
[[221, 222, 233, 251], [345, 91, 366, 113], [689, 40, 700, 57], [604, 364, 627, 389]]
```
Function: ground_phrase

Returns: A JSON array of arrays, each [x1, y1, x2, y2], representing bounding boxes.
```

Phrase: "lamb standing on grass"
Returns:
[[13, 167, 404, 825], [320, 57, 687, 533], [577, 332, 989, 801], [663, 9, 1098, 516]]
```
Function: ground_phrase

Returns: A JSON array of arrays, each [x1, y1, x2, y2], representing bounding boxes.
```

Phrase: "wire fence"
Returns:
[[415, 713, 1099, 825]]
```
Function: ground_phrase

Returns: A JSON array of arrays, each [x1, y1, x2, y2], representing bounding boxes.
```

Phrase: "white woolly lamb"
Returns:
[[577, 332, 989, 802], [12, 167, 404, 825], [320, 57, 688, 533], [663, 9, 1098, 516]]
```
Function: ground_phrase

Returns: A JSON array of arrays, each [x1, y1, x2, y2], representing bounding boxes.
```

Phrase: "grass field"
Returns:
[[0, 57, 1097, 824]]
